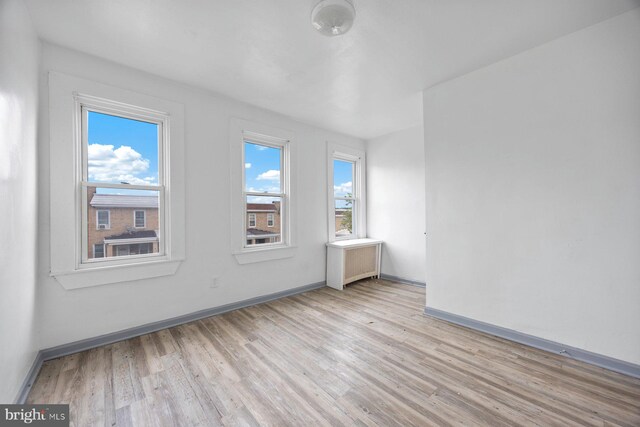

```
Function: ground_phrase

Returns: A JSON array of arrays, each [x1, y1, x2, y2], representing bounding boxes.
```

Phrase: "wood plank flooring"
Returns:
[[27, 279, 640, 426]]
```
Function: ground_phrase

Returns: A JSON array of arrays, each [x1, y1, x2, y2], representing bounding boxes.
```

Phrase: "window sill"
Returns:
[[233, 246, 297, 265], [51, 259, 183, 290]]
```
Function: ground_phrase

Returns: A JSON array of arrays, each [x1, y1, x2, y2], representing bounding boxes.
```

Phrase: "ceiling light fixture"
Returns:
[[311, 0, 356, 37]]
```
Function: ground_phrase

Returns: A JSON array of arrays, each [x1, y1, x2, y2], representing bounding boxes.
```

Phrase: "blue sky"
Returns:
[[243, 142, 354, 207], [334, 159, 353, 208], [244, 141, 282, 203], [244, 142, 281, 192], [87, 111, 159, 195], [85, 116, 354, 203], [333, 159, 353, 197]]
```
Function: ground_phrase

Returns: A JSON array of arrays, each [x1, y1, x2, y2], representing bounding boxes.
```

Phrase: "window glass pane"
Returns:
[[93, 244, 104, 258], [87, 186, 160, 260], [333, 159, 354, 198], [244, 141, 281, 193], [97, 210, 110, 228], [135, 210, 145, 227], [87, 111, 159, 186], [246, 195, 281, 246], [248, 213, 256, 227], [335, 199, 353, 238]]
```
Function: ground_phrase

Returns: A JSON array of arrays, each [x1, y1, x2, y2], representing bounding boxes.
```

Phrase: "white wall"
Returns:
[[423, 9, 640, 364], [37, 43, 364, 349], [0, 0, 40, 402], [367, 125, 426, 283]]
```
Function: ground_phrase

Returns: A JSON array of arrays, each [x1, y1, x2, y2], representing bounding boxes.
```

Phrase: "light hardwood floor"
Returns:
[[28, 280, 640, 426]]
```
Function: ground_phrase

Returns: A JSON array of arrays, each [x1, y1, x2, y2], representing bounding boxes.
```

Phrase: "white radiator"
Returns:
[[326, 239, 382, 290], [344, 245, 378, 284]]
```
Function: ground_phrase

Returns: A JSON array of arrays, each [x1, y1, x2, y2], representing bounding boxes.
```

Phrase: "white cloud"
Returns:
[[334, 181, 352, 196], [245, 163, 252, 169], [88, 143, 157, 185], [247, 196, 279, 204], [255, 145, 269, 151], [256, 170, 280, 181]]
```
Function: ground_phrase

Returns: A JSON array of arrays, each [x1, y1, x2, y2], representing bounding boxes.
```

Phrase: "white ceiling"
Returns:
[[25, 0, 640, 139]]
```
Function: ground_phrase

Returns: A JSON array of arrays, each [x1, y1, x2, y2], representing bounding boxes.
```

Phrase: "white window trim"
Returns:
[[97, 209, 110, 230], [134, 210, 146, 228], [230, 118, 297, 264], [267, 213, 274, 227], [78, 96, 166, 266], [48, 72, 185, 289], [242, 134, 287, 250], [327, 142, 366, 242], [78, 98, 167, 266], [248, 213, 257, 228]]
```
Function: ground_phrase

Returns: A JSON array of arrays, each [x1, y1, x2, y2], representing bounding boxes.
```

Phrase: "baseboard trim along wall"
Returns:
[[424, 306, 640, 379], [15, 281, 326, 403], [380, 274, 426, 288], [14, 352, 45, 405]]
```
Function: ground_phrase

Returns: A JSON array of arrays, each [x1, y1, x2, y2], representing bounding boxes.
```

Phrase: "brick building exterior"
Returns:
[[87, 187, 160, 259], [246, 202, 281, 245], [87, 193, 288, 256], [335, 208, 352, 237]]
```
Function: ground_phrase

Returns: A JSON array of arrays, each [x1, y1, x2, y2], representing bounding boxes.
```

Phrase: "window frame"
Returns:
[[267, 213, 275, 227], [242, 136, 287, 250], [78, 97, 167, 267], [327, 143, 366, 242], [229, 119, 297, 264], [96, 209, 111, 230], [134, 210, 146, 228], [333, 157, 357, 240], [48, 72, 186, 289]]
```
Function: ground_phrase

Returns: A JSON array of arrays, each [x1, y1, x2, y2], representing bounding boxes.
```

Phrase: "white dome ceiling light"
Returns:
[[311, 0, 356, 37]]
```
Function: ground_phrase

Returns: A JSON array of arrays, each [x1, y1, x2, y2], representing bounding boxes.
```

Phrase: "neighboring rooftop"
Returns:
[[90, 194, 159, 209], [247, 229, 279, 237], [247, 203, 277, 212]]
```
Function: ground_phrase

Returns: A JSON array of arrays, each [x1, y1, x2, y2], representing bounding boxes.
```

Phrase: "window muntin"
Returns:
[[243, 140, 285, 247], [333, 158, 355, 239], [134, 210, 146, 228], [96, 210, 110, 230], [81, 108, 165, 263]]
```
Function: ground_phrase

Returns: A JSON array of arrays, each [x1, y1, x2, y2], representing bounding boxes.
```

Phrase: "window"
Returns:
[[48, 72, 186, 289], [96, 210, 110, 230], [115, 243, 153, 257], [134, 210, 146, 228], [333, 159, 355, 238], [82, 108, 163, 263], [230, 119, 296, 264], [327, 143, 366, 241], [93, 244, 105, 258], [244, 140, 284, 247]]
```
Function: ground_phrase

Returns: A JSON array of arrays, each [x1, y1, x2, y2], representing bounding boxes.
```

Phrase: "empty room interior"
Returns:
[[1, 0, 640, 425]]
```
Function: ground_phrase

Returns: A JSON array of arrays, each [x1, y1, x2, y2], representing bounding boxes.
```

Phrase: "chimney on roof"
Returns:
[[272, 200, 281, 214]]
